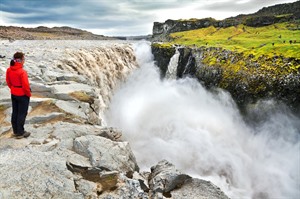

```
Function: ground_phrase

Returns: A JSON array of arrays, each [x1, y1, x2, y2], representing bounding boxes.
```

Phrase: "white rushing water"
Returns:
[[165, 48, 180, 79], [106, 41, 300, 199]]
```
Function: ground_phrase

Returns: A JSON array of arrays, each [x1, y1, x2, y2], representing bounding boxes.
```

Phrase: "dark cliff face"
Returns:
[[153, 18, 217, 41], [152, 18, 219, 42], [152, 1, 300, 41], [151, 44, 176, 77], [255, 1, 300, 16], [151, 44, 300, 112]]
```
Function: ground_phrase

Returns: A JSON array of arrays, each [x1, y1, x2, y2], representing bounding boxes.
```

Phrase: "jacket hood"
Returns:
[[10, 62, 23, 71]]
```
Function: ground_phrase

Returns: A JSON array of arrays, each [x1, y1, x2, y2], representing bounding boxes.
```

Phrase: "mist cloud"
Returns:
[[105, 41, 300, 199]]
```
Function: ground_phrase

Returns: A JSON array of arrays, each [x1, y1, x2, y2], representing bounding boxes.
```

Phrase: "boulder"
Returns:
[[148, 160, 191, 198], [73, 135, 139, 175], [171, 178, 230, 199], [148, 160, 229, 199]]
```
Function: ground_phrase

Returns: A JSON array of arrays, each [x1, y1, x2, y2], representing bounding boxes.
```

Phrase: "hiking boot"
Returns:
[[15, 134, 24, 139], [23, 131, 31, 138]]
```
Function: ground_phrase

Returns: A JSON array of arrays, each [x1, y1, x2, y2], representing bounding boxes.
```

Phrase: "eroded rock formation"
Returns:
[[0, 40, 229, 199]]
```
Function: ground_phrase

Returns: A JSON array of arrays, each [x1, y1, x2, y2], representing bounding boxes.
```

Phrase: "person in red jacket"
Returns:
[[6, 52, 31, 138]]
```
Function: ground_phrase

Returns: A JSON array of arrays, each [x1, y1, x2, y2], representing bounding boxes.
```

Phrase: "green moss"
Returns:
[[197, 44, 299, 95], [154, 21, 299, 97], [275, 14, 293, 18], [151, 42, 176, 59], [163, 22, 299, 91], [168, 22, 300, 59], [151, 43, 173, 49]]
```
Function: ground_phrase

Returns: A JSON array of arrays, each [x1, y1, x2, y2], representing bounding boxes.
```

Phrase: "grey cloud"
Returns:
[[0, 0, 297, 36], [1, 0, 114, 23], [197, 0, 295, 14]]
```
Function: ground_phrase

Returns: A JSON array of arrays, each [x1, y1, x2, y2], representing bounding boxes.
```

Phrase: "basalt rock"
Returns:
[[151, 44, 300, 112]]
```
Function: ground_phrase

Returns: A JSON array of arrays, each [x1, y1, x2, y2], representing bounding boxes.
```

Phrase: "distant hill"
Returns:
[[0, 26, 118, 40], [242, 0, 300, 17]]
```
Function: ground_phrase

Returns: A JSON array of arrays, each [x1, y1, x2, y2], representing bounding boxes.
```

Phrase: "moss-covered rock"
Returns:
[[151, 44, 300, 111], [151, 43, 176, 77]]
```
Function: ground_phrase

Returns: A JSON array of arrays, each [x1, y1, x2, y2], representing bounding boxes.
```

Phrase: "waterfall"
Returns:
[[106, 41, 300, 199], [0, 40, 138, 119], [182, 54, 194, 75], [165, 48, 180, 79], [61, 43, 138, 119]]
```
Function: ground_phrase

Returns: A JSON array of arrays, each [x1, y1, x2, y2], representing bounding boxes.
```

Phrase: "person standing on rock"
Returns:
[[6, 52, 31, 138]]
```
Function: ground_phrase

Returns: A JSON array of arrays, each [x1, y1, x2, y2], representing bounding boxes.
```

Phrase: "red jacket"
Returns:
[[6, 62, 31, 97]]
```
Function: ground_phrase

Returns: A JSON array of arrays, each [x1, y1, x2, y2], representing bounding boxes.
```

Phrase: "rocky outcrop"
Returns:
[[151, 44, 300, 111], [0, 123, 230, 199], [0, 40, 230, 198], [148, 160, 229, 199], [152, 18, 217, 42], [152, 1, 300, 41], [151, 43, 176, 77]]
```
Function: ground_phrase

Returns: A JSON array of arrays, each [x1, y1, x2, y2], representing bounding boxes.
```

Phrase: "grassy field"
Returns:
[[169, 22, 300, 59]]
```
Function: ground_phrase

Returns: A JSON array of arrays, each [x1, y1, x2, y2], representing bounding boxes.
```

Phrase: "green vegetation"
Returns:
[[151, 42, 173, 49], [154, 22, 299, 100], [169, 22, 300, 59]]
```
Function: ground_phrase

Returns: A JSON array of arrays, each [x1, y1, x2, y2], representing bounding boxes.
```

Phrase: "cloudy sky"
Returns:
[[0, 0, 297, 36]]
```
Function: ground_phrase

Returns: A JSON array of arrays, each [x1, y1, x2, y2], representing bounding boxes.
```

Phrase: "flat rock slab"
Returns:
[[0, 148, 83, 199], [52, 83, 94, 95]]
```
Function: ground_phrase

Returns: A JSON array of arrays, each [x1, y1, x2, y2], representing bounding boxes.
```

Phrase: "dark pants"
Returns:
[[11, 95, 30, 135]]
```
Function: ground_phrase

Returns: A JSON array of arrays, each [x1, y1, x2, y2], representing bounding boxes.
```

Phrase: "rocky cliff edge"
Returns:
[[0, 40, 229, 199]]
